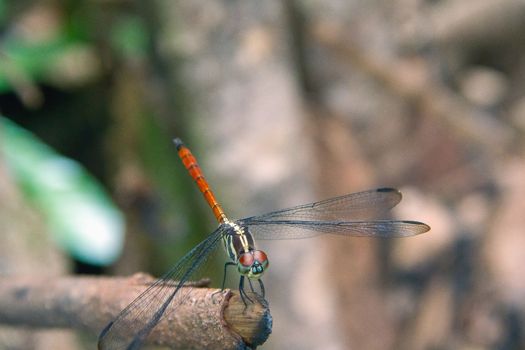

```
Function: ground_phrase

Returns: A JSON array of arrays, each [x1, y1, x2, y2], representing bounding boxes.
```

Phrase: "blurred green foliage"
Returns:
[[0, 0, 217, 277], [0, 1, 148, 94], [0, 116, 124, 265]]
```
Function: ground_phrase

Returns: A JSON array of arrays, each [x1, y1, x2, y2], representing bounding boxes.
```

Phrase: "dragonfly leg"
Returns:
[[210, 262, 236, 303], [244, 278, 265, 300], [258, 279, 265, 298], [221, 262, 236, 290], [239, 276, 253, 305], [247, 278, 265, 298], [248, 278, 256, 293]]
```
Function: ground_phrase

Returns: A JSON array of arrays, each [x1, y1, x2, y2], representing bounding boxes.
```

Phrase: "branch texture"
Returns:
[[0, 274, 272, 349]]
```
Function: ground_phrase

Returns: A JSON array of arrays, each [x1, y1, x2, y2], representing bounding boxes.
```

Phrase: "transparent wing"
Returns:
[[238, 188, 428, 240], [243, 220, 430, 240], [97, 227, 225, 350], [241, 188, 402, 222]]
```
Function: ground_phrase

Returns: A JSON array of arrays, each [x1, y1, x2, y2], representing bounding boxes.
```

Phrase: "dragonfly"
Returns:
[[98, 138, 430, 349]]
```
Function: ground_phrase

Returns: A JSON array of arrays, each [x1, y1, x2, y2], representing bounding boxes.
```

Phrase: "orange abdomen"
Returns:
[[174, 139, 227, 223]]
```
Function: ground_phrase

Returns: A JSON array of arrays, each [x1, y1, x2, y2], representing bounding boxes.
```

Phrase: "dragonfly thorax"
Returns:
[[221, 221, 270, 279]]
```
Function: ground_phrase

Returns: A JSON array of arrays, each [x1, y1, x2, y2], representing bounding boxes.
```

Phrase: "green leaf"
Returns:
[[0, 117, 124, 265]]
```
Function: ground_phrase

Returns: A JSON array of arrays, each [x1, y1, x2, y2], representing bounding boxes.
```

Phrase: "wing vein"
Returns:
[[98, 227, 225, 350]]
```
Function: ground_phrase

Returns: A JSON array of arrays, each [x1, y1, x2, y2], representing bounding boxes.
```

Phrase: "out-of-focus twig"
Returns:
[[430, 0, 525, 50], [311, 22, 515, 155], [0, 274, 271, 349]]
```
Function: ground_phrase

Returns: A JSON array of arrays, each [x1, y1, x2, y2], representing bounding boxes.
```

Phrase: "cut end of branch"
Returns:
[[224, 291, 272, 348]]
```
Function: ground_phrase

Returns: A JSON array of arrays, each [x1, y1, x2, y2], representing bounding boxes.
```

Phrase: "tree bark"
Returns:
[[0, 274, 271, 350]]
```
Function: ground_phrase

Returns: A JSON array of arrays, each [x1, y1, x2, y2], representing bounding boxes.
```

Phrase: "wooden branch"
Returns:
[[0, 274, 272, 349]]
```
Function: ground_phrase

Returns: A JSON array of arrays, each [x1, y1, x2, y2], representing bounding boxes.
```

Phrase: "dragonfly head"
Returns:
[[237, 250, 269, 279]]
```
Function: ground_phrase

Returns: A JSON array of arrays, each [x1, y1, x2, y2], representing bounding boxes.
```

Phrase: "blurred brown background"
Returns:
[[1, 0, 525, 349]]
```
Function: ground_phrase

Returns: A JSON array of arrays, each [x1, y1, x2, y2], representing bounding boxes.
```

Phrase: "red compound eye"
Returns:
[[239, 253, 254, 267], [253, 250, 268, 264]]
